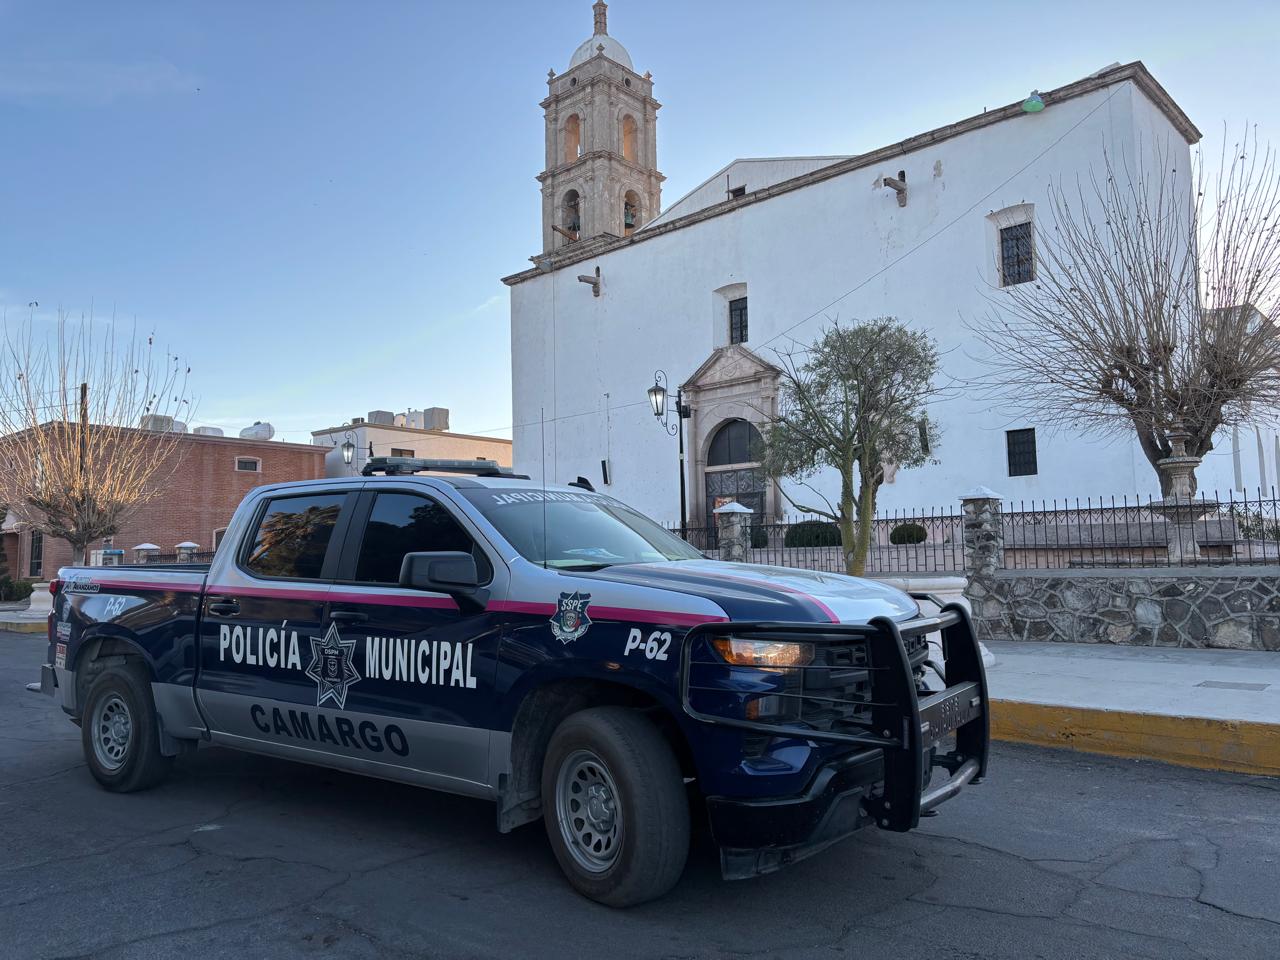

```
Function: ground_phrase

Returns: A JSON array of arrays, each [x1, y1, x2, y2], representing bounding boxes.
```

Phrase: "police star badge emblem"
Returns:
[[305, 622, 361, 709], [550, 591, 593, 644]]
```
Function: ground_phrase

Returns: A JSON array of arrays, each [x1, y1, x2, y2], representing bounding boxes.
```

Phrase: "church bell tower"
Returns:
[[538, 1, 663, 253]]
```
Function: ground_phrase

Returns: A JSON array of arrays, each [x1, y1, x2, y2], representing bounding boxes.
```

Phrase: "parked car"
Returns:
[[38, 458, 988, 906]]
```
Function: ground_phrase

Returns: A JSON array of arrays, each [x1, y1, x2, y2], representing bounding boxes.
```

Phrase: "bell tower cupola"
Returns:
[[538, 2, 663, 253]]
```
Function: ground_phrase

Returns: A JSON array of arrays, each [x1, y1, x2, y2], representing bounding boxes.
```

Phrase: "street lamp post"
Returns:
[[647, 370, 690, 538]]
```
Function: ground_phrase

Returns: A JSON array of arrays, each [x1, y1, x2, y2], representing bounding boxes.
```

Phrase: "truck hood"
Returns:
[[567, 559, 919, 625]]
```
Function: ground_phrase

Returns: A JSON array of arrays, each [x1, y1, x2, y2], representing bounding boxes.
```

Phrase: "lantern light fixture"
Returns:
[[647, 379, 667, 419]]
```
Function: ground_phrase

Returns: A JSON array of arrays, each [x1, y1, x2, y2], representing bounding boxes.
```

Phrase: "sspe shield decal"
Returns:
[[550, 591, 592, 644], [305, 622, 361, 709]]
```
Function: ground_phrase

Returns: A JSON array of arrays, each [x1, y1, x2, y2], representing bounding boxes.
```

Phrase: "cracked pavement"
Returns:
[[2, 634, 1277, 959]]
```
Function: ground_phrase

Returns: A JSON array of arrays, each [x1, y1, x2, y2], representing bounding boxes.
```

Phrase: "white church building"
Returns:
[[504, 2, 1262, 528]]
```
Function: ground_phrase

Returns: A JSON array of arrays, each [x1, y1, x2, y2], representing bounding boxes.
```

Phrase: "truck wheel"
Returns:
[[81, 663, 174, 793], [541, 706, 689, 907]]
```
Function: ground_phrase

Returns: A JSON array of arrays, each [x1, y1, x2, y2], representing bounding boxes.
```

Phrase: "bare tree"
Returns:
[[0, 313, 192, 565], [760, 318, 940, 576], [969, 129, 1280, 494]]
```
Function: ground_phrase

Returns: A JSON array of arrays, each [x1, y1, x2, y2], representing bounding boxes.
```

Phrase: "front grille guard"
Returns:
[[679, 598, 990, 832]]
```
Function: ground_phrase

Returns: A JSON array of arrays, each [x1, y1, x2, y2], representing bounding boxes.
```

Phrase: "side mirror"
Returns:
[[399, 551, 481, 594]]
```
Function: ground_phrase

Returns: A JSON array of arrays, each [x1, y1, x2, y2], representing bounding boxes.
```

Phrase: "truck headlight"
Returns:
[[711, 636, 814, 669]]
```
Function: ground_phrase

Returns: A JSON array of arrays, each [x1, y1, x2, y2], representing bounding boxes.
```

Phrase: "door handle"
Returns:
[[207, 599, 240, 616], [329, 610, 368, 624]]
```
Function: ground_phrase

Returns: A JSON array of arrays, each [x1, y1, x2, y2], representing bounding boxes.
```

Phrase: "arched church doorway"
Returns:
[[703, 418, 766, 528]]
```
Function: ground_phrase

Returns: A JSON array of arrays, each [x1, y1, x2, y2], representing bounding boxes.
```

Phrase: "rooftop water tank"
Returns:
[[239, 421, 275, 441], [404, 407, 450, 431], [140, 415, 175, 432]]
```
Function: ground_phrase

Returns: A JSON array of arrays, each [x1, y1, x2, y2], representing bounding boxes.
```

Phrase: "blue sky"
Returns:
[[2, 0, 1277, 443]]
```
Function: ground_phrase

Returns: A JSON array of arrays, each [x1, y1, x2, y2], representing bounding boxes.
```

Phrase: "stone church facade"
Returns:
[[504, 5, 1238, 526]]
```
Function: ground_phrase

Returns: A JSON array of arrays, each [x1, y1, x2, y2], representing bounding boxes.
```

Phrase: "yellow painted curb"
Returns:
[[0, 619, 48, 634], [990, 698, 1280, 778]]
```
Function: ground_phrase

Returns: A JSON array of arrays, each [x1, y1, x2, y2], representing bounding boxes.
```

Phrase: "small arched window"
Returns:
[[623, 189, 640, 236], [562, 190, 581, 239], [563, 114, 582, 164], [707, 419, 762, 466], [622, 114, 638, 163]]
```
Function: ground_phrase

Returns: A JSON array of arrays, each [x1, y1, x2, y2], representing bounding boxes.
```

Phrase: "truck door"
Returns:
[[196, 489, 354, 749], [324, 488, 501, 793]]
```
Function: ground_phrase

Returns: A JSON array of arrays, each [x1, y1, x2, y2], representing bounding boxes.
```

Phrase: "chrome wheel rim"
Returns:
[[93, 694, 132, 771], [555, 749, 622, 873]]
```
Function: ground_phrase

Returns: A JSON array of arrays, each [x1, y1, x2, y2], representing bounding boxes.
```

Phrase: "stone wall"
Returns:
[[960, 490, 1280, 651], [967, 568, 1280, 650]]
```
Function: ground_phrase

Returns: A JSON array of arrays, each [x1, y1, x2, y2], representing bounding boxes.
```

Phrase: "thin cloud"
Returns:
[[0, 60, 197, 104], [468, 293, 504, 315]]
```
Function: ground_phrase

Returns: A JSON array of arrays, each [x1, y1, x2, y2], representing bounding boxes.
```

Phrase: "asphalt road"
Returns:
[[2, 633, 1277, 960]]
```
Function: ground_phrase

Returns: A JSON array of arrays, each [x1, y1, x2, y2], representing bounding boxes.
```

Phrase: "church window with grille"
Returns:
[[1006, 428, 1038, 476], [729, 297, 748, 344], [999, 221, 1035, 286]]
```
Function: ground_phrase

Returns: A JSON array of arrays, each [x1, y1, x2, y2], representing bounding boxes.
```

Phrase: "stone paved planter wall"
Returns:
[[959, 491, 1280, 650], [967, 567, 1280, 650]]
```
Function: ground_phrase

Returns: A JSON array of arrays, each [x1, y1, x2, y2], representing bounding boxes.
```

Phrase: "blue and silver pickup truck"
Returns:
[[38, 457, 988, 907]]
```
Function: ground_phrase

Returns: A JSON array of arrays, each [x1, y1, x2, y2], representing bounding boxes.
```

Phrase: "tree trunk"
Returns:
[[837, 481, 858, 576], [850, 471, 878, 577], [66, 538, 90, 568]]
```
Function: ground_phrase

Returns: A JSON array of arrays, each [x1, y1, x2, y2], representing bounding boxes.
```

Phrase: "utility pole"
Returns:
[[78, 382, 88, 477], [78, 381, 89, 565]]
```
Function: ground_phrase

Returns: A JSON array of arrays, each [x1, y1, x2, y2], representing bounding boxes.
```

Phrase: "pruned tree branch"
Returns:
[[0, 312, 194, 564], [968, 128, 1280, 494]]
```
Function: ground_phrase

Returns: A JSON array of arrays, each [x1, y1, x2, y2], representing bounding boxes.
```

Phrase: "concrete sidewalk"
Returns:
[[985, 640, 1280, 776]]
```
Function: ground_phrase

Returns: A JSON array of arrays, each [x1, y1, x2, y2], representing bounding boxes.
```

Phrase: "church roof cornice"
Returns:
[[537, 150, 665, 184], [504, 61, 1200, 287], [541, 75, 659, 111]]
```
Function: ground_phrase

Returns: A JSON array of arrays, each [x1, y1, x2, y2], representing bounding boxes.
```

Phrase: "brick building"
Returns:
[[1, 430, 326, 580]]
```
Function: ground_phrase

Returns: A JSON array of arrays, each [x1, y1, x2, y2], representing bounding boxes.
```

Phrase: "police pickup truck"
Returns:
[[38, 457, 988, 907]]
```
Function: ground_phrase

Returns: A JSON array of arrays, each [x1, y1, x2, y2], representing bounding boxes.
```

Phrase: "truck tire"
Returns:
[[81, 662, 174, 793], [541, 706, 690, 907]]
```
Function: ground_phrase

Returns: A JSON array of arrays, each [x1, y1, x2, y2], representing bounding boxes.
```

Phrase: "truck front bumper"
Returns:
[[683, 599, 990, 878], [707, 748, 883, 879]]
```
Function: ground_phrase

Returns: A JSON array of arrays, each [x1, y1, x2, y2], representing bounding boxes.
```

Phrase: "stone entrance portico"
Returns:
[[681, 345, 781, 526]]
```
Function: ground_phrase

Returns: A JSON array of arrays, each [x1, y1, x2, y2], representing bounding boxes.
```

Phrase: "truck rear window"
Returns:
[[353, 492, 491, 584], [243, 493, 345, 580]]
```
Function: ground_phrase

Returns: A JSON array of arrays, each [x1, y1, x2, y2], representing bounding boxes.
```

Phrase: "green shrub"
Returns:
[[0, 578, 34, 601], [750, 525, 769, 549], [784, 520, 842, 548], [889, 522, 928, 545]]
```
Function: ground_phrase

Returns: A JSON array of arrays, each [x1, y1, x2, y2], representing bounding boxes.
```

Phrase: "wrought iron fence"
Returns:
[[668, 488, 1280, 573], [671, 503, 966, 575], [1000, 489, 1280, 569]]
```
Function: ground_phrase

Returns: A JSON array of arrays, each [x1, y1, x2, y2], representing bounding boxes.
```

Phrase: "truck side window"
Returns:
[[243, 493, 346, 580], [354, 493, 490, 585]]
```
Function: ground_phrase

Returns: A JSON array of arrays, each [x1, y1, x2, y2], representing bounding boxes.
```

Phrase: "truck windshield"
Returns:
[[461, 488, 703, 570]]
